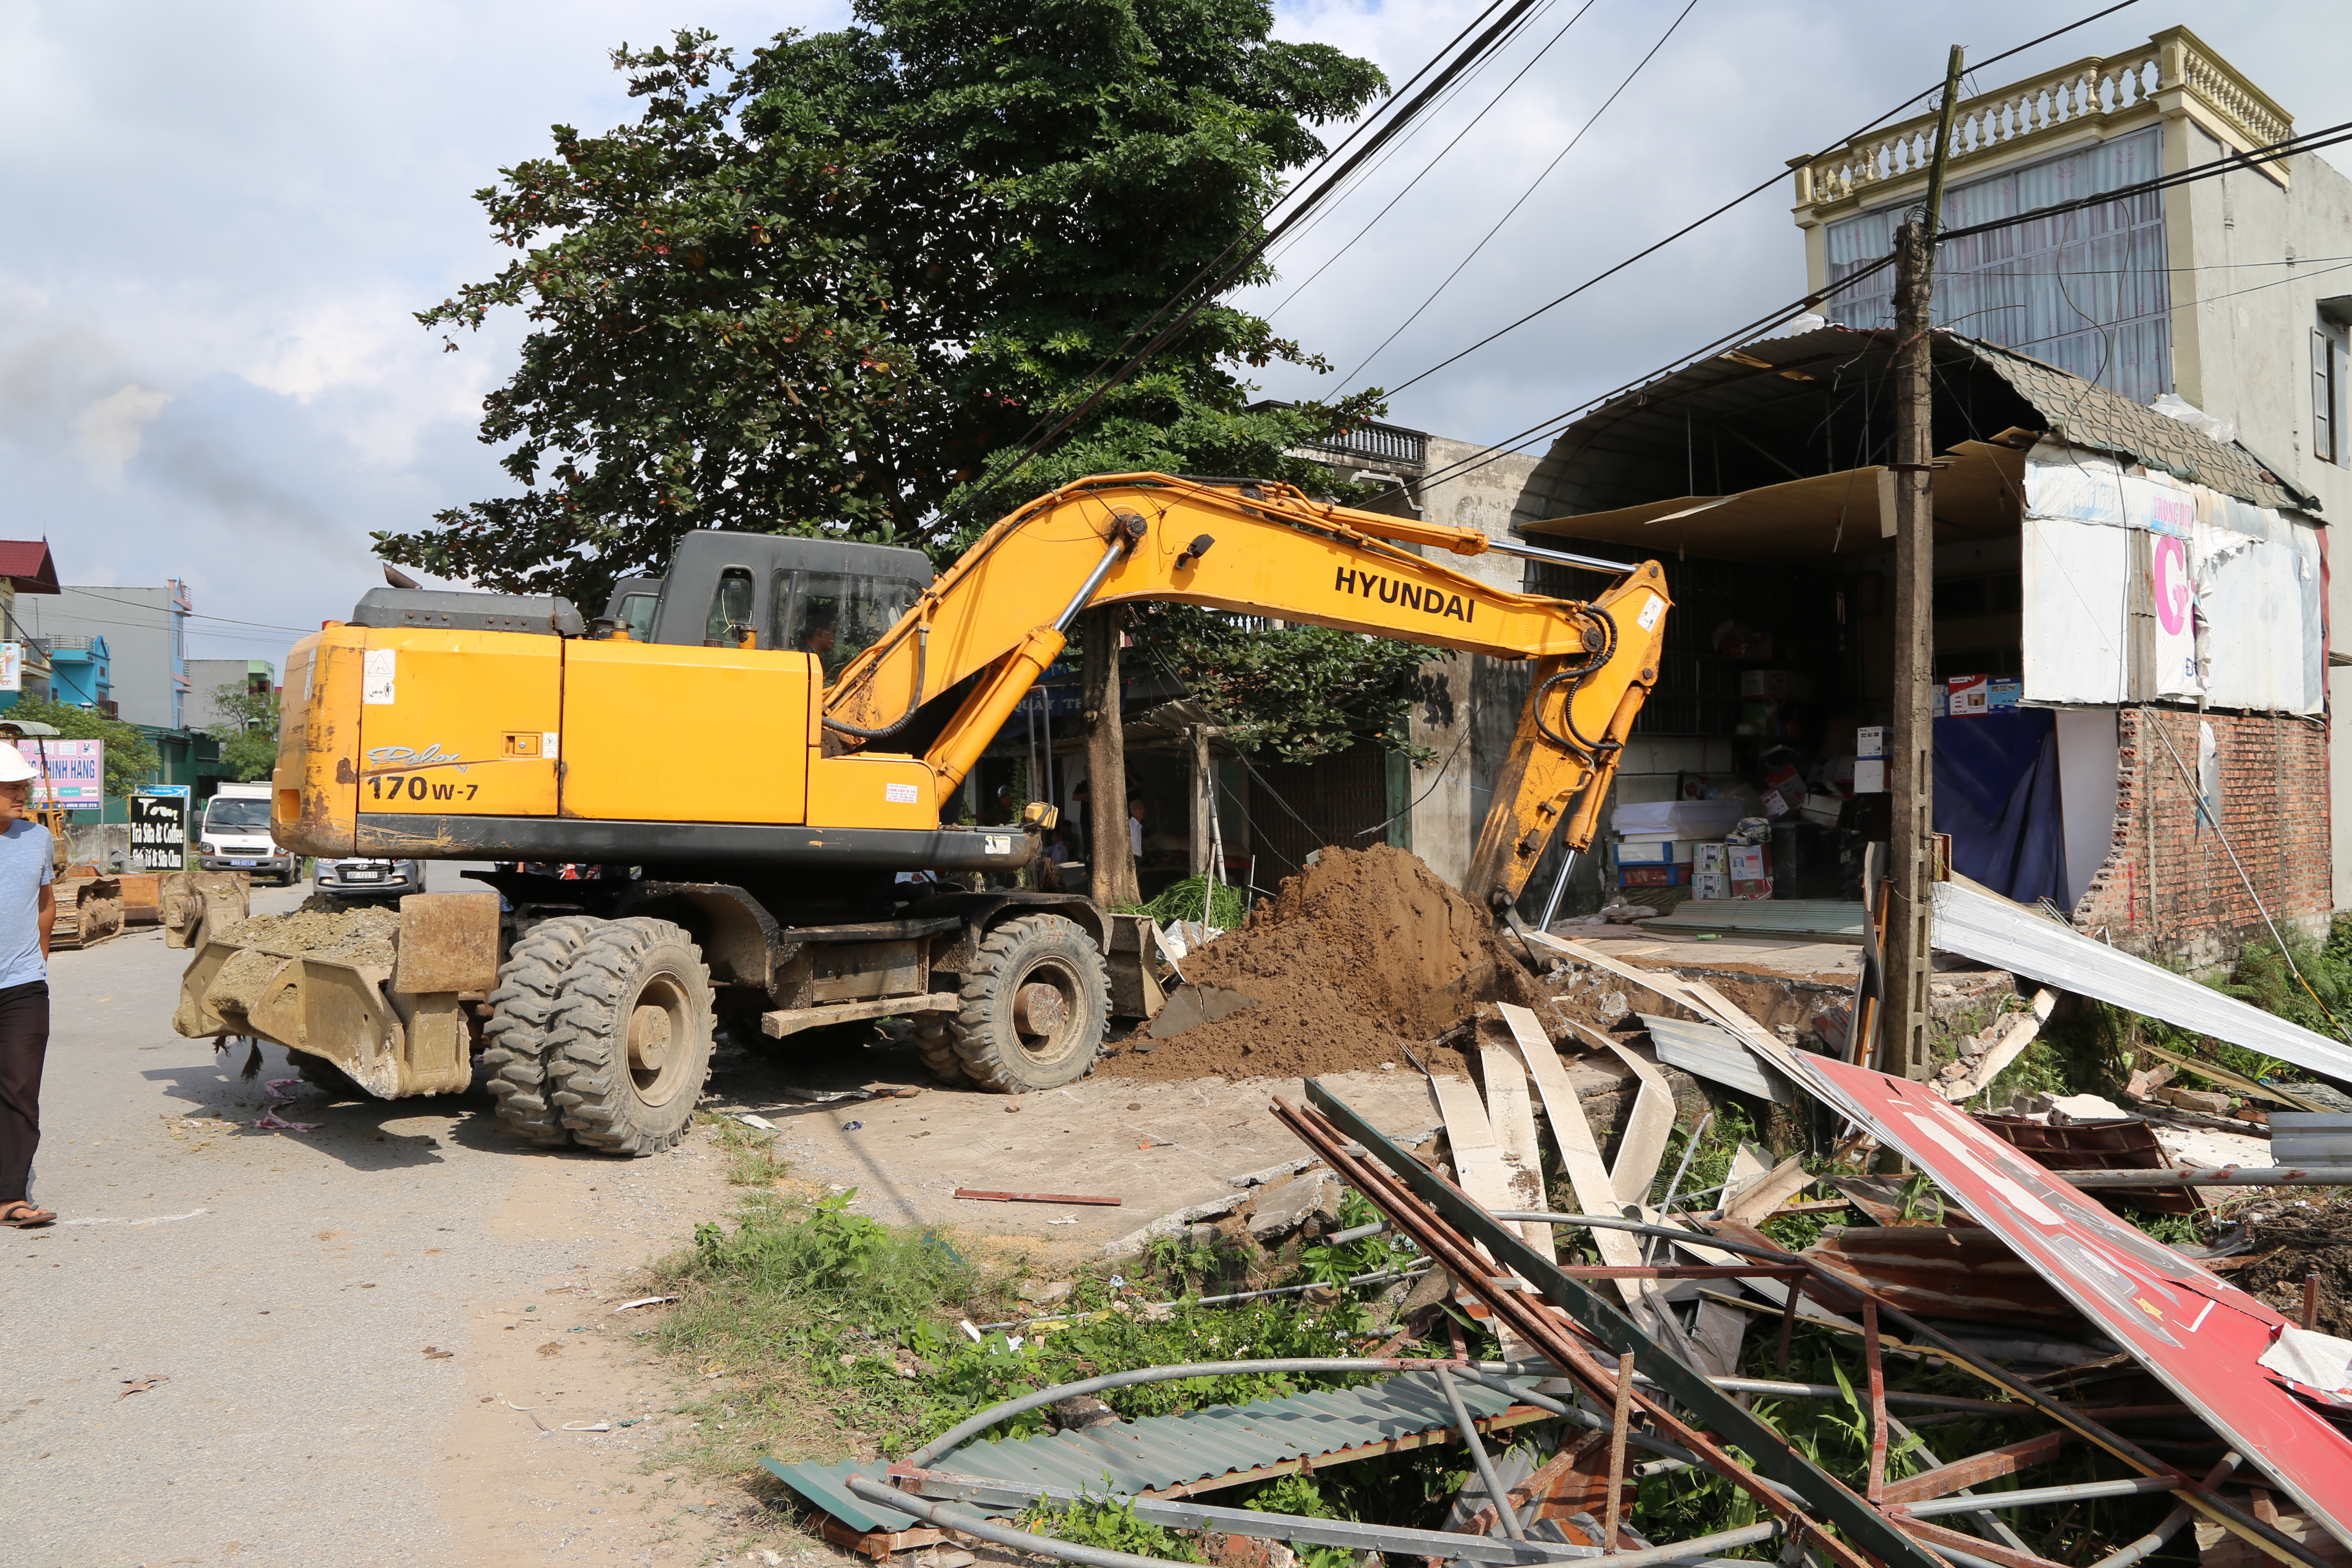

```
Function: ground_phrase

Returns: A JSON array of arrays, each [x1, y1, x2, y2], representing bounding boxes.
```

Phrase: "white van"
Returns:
[[199, 781, 298, 884]]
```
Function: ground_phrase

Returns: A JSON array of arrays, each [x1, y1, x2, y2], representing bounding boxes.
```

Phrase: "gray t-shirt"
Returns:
[[0, 818, 55, 989]]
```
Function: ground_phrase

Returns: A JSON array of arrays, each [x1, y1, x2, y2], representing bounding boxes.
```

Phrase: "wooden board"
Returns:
[[1569, 1025, 1676, 1209], [1938, 989, 2056, 1102], [1477, 1039, 1552, 1256], [1425, 1069, 1535, 1360], [1519, 928, 1713, 1019], [1720, 1156, 1813, 1225]]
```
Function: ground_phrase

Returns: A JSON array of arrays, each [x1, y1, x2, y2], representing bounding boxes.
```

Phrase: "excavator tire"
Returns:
[[912, 1015, 967, 1086], [949, 913, 1108, 1093], [480, 915, 604, 1147], [545, 918, 715, 1156]]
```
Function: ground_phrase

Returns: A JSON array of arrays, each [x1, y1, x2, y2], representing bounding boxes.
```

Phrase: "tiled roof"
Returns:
[[0, 540, 60, 594], [1963, 338, 2315, 513]]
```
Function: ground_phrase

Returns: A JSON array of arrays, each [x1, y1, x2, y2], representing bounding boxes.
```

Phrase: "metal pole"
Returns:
[[1883, 43, 1966, 1082], [1537, 846, 1580, 931], [1439, 1366, 1529, 1541]]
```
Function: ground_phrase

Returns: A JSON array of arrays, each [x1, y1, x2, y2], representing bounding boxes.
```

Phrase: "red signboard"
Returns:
[[1796, 1056, 2352, 1544]]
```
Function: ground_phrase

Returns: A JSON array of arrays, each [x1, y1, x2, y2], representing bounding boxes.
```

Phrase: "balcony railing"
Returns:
[[1796, 28, 2292, 211], [1250, 400, 1430, 471]]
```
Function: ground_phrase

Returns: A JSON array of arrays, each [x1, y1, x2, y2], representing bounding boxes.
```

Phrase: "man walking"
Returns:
[[0, 744, 55, 1228]]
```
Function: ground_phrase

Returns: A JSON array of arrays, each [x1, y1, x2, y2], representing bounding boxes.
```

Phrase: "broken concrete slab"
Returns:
[[1247, 1170, 1337, 1240]]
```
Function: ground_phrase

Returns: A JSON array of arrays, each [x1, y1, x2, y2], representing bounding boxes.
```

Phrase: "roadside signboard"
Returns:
[[131, 789, 189, 870], [0, 643, 19, 692], [24, 737, 104, 811]]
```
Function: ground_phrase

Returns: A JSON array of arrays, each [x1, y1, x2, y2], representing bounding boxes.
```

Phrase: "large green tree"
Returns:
[[379, 0, 1389, 602]]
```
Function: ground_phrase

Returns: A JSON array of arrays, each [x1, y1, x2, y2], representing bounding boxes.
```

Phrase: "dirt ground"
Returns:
[[2226, 1201, 2352, 1337]]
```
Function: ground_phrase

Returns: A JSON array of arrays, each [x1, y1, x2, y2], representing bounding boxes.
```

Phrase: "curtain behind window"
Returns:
[[1824, 129, 2170, 404]]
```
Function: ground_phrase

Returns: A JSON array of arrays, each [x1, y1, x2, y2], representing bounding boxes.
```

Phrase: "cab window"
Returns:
[[704, 568, 755, 646], [618, 592, 658, 641], [772, 570, 921, 681]]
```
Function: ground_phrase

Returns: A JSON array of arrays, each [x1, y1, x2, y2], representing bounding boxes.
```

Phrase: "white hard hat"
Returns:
[[0, 744, 33, 784]]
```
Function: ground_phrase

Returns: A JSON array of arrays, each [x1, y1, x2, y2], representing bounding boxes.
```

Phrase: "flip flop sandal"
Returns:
[[0, 1201, 56, 1228]]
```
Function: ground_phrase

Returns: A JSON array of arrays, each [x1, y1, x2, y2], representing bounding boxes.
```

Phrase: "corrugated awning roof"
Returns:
[[1526, 325, 2314, 525]]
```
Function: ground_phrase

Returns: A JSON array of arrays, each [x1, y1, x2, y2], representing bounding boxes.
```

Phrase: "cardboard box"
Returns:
[[1856, 724, 1885, 759], [1619, 864, 1691, 888], [1853, 757, 1887, 793], [1693, 870, 1732, 900], [1612, 838, 1683, 866], [1738, 669, 1813, 700], [1731, 877, 1774, 900], [1947, 674, 1990, 716], [1929, 684, 1949, 718], [1693, 843, 1728, 875], [1801, 792, 1846, 827], [1989, 677, 2021, 710], [1728, 843, 1771, 882]]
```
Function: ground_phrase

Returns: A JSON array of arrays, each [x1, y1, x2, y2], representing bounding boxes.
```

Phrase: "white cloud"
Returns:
[[71, 383, 173, 484]]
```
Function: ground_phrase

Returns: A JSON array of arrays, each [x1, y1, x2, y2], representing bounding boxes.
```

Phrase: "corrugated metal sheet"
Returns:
[[1801, 1226, 2081, 1328], [1637, 899, 1866, 943], [1638, 1012, 1792, 1103], [2271, 1114, 2352, 1164], [764, 1370, 1539, 1533], [1930, 879, 2352, 1084], [1976, 1114, 2202, 1215]]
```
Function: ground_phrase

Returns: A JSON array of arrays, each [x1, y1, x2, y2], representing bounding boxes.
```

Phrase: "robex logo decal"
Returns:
[[1332, 567, 1476, 623]]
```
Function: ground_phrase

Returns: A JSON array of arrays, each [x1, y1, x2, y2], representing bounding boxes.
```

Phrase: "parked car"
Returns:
[[198, 781, 300, 885], [313, 857, 425, 899]]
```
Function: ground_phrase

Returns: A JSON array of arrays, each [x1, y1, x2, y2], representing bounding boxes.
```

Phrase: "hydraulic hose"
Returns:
[[822, 624, 930, 740]]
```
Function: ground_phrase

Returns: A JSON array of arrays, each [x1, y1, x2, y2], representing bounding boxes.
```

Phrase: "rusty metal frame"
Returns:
[[1292, 1079, 2344, 1568], [1279, 1086, 1945, 1568]]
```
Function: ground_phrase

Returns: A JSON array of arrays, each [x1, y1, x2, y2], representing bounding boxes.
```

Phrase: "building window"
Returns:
[[2317, 326, 2341, 465], [1825, 128, 2171, 406]]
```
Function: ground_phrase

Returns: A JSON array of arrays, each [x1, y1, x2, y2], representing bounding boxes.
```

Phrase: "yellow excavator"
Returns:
[[176, 474, 1669, 1154]]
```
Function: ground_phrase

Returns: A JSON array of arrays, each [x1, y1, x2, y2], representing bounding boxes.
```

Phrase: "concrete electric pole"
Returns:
[[1882, 44, 1965, 1080]]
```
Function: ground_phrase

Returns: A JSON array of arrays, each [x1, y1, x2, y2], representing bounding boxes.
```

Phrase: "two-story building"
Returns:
[[1334, 25, 2345, 968], [0, 540, 61, 708]]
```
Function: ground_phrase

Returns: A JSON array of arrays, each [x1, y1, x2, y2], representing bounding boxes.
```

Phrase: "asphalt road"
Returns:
[[2, 864, 747, 1568]]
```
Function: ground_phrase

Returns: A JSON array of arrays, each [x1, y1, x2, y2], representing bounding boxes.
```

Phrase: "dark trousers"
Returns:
[[0, 980, 49, 1204]]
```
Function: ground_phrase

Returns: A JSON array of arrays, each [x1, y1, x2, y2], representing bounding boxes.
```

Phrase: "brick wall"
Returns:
[[2073, 707, 2332, 969]]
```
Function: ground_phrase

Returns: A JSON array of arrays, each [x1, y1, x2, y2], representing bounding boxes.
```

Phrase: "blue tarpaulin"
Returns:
[[1934, 710, 2069, 907]]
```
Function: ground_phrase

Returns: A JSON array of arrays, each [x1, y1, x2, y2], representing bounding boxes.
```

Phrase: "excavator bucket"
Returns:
[[171, 894, 494, 1098], [160, 871, 251, 949], [48, 873, 126, 950]]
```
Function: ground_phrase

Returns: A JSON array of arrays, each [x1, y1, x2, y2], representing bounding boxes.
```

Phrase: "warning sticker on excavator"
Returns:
[[885, 782, 919, 804], [1635, 594, 1664, 632], [984, 835, 1013, 855], [363, 649, 397, 704]]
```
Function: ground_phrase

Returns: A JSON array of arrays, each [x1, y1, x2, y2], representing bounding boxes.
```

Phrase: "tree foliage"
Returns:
[[204, 681, 280, 781], [1128, 606, 1439, 764], [380, 0, 1390, 604], [4, 698, 159, 799]]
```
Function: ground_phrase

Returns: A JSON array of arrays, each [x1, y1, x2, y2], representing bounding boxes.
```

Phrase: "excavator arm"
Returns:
[[823, 473, 1671, 910]]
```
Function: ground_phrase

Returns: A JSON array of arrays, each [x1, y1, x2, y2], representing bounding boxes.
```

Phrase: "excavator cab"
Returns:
[[611, 532, 932, 682]]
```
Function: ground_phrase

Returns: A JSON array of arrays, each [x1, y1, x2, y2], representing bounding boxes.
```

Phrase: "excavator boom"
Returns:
[[823, 473, 1670, 908]]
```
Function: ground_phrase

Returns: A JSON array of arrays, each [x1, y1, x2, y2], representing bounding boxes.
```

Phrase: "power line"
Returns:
[[45, 585, 314, 634], [958, 0, 1555, 505], [1262, 0, 1601, 317], [1374, 0, 2147, 399], [1366, 109, 2352, 509], [1340, 0, 1702, 386]]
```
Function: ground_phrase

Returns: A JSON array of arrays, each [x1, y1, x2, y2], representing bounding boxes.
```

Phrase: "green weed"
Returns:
[[1023, 1494, 1205, 1562], [703, 1115, 792, 1188], [1145, 877, 1251, 930]]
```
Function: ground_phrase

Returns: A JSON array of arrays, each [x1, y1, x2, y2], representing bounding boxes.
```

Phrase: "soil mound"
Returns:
[[1101, 844, 1540, 1082]]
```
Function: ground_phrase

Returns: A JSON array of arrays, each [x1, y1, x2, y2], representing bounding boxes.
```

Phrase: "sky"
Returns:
[[4, 0, 2346, 677]]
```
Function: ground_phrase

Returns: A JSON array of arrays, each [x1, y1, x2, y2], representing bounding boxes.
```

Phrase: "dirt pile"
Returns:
[[2228, 1204, 2352, 1338], [206, 905, 404, 1015], [1101, 844, 1542, 1082]]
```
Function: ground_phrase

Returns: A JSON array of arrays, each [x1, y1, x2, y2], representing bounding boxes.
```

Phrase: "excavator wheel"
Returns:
[[912, 1015, 967, 1086], [480, 915, 605, 1147], [948, 913, 1109, 1093], [544, 917, 715, 1156]]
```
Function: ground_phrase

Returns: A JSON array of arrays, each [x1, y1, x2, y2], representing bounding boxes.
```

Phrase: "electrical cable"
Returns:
[[1341, 0, 1702, 386], [1363, 106, 2352, 507], [39, 585, 314, 634], [1263, 0, 1601, 316], [956, 0, 1553, 510], [1374, 0, 2147, 399]]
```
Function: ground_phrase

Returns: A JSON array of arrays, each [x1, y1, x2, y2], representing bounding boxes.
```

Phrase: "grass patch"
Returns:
[[636, 1181, 1432, 1480], [704, 1114, 793, 1188]]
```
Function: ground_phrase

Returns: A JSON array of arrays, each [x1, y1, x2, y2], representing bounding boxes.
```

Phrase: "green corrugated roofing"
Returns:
[[762, 1370, 1538, 1533]]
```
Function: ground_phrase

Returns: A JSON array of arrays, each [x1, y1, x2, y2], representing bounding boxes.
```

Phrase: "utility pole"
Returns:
[[1081, 605, 1139, 909], [1882, 43, 1965, 1081]]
